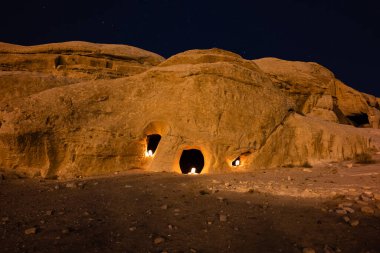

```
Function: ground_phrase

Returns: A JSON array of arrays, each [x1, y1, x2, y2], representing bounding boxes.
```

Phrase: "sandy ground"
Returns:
[[1, 154, 380, 253]]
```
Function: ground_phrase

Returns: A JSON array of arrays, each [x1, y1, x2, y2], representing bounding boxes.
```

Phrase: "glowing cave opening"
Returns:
[[232, 157, 241, 167], [179, 149, 204, 174], [145, 134, 161, 157]]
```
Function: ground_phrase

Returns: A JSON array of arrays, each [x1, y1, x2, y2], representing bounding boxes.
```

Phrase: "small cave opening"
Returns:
[[54, 55, 64, 68], [347, 113, 369, 127], [145, 134, 161, 157], [232, 157, 241, 167], [179, 149, 205, 174]]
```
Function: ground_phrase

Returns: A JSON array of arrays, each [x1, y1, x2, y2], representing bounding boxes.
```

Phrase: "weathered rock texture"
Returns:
[[0, 41, 164, 103], [253, 58, 380, 128], [0, 43, 377, 178]]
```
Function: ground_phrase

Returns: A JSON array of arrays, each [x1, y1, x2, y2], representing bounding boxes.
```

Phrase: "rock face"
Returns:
[[253, 58, 380, 128], [0, 41, 164, 103], [0, 43, 377, 178]]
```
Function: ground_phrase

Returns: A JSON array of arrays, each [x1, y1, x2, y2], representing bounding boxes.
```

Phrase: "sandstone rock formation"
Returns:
[[0, 41, 164, 103], [253, 58, 380, 128], [0, 43, 377, 178]]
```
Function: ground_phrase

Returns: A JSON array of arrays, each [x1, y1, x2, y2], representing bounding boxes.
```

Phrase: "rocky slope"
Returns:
[[0, 41, 164, 103], [0, 43, 378, 178], [253, 58, 380, 128]]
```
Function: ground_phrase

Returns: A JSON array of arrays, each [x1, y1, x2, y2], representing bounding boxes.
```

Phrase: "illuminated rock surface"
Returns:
[[0, 42, 378, 178]]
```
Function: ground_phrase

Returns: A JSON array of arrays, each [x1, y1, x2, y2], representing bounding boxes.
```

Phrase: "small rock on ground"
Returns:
[[24, 227, 37, 235], [361, 206, 375, 214], [350, 220, 360, 227], [342, 216, 350, 223], [335, 209, 347, 215], [219, 214, 228, 222], [154, 237, 165, 244]]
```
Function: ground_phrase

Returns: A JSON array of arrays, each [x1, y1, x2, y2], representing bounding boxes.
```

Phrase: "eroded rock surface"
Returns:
[[0, 41, 164, 103], [0, 44, 378, 178], [253, 57, 380, 128]]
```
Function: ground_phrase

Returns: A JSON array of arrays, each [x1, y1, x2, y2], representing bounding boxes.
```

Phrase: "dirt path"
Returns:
[[1, 161, 380, 253]]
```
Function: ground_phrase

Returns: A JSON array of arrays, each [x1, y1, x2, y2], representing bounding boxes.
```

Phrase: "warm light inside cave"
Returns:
[[188, 167, 198, 175], [232, 157, 241, 167], [145, 149, 154, 157], [145, 134, 161, 157], [179, 149, 204, 174]]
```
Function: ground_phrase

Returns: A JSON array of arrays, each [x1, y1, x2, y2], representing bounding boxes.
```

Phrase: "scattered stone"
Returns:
[[160, 204, 168, 210], [303, 248, 316, 253], [373, 193, 380, 201], [338, 202, 353, 208], [346, 163, 353, 168], [66, 182, 76, 188], [24, 227, 37, 235], [54, 185, 60, 190], [190, 248, 197, 253], [302, 168, 312, 173], [125, 184, 133, 188], [360, 195, 372, 202], [212, 180, 220, 184], [46, 210, 54, 216], [361, 206, 375, 215], [342, 216, 350, 223], [342, 207, 355, 214], [350, 220, 359, 227], [363, 191, 373, 197], [219, 214, 228, 222], [356, 200, 369, 206], [83, 211, 90, 216], [153, 237, 165, 245], [129, 227, 136, 231], [168, 224, 173, 230], [287, 176, 291, 181], [62, 228, 70, 234], [93, 182, 98, 186], [335, 209, 347, 215]]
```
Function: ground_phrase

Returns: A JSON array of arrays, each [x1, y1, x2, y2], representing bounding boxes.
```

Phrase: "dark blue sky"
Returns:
[[1, 0, 379, 96]]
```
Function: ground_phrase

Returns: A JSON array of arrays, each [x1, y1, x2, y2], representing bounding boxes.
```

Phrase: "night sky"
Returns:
[[1, 0, 379, 96]]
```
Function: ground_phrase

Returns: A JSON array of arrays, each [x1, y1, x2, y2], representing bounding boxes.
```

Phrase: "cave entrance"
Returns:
[[145, 134, 161, 157], [347, 113, 369, 127], [179, 149, 204, 174]]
